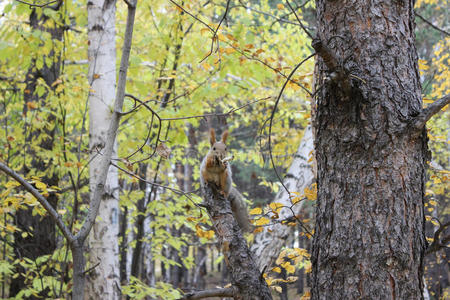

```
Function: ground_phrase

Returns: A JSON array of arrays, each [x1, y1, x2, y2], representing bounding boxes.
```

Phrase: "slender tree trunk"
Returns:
[[251, 125, 314, 270], [86, 0, 120, 298], [311, 0, 427, 298]]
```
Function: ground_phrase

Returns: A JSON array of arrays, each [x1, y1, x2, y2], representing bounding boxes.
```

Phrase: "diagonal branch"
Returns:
[[426, 220, 450, 255], [416, 13, 450, 36], [181, 287, 236, 299], [0, 162, 74, 243], [413, 94, 450, 131]]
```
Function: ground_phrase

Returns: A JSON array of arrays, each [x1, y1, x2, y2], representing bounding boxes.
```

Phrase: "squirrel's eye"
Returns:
[[213, 147, 216, 150]]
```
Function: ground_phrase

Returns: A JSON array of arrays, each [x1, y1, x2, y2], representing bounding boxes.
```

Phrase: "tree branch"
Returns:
[[413, 94, 450, 131], [0, 162, 74, 243], [425, 220, 450, 255], [416, 13, 450, 36], [181, 287, 235, 299], [14, 0, 59, 8], [75, 0, 137, 243]]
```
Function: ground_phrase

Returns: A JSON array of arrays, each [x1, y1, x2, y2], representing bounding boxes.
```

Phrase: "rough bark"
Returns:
[[311, 0, 427, 299], [201, 182, 272, 300], [251, 125, 314, 271], [85, 0, 121, 298]]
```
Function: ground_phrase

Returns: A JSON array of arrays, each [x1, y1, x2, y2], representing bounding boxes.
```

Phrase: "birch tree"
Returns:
[[251, 125, 314, 271], [86, 0, 120, 297]]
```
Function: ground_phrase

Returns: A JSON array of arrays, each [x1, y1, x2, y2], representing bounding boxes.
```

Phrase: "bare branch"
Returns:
[[285, 0, 314, 39], [413, 94, 450, 131], [416, 13, 450, 36], [0, 162, 74, 243], [426, 220, 450, 255], [181, 287, 236, 299], [14, 0, 59, 8], [268, 53, 315, 195]]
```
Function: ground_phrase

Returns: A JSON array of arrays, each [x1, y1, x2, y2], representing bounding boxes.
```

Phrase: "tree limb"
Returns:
[[0, 162, 74, 243], [416, 13, 450, 36], [413, 94, 450, 131], [425, 220, 450, 255], [14, 0, 59, 8], [181, 287, 235, 299]]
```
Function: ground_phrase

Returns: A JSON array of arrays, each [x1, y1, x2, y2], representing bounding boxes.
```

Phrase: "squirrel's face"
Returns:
[[211, 142, 227, 160]]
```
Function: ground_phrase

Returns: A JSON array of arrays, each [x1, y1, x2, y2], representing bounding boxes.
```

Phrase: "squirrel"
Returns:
[[200, 128, 252, 232]]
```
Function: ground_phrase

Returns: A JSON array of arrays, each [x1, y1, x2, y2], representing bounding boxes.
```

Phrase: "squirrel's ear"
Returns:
[[210, 128, 216, 146], [221, 130, 229, 143]]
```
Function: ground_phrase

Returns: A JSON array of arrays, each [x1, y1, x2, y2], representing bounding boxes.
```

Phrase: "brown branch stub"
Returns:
[[311, 38, 351, 95], [413, 94, 450, 131], [201, 183, 273, 299], [181, 287, 236, 299]]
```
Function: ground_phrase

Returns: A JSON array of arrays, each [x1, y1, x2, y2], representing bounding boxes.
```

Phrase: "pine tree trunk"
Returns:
[[311, 0, 427, 298], [86, 0, 120, 298]]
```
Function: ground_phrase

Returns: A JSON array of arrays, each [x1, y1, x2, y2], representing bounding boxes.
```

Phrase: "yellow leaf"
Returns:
[[225, 33, 236, 41], [6, 181, 20, 188], [35, 181, 47, 190], [249, 207, 262, 215], [282, 261, 296, 273], [430, 219, 439, 226], [300, 291, 311, 300], [224, 47, 235, 54], [429, 200, 437, 206], [291, 196, 302, 205], [269, 202, 283, 213], [27, 101, 38, 110], [217, 33, 227, 41], [272, 267, 281, 273], [253, 226, 263, 233], [277, 4, 285, 9], [202, 62, 211, 70], [304, 183, 317, 201], [305, 261, 312, 273], [286, 276, 298, 283], [200, 28, 210, 35], [254, 217, 270, 226]]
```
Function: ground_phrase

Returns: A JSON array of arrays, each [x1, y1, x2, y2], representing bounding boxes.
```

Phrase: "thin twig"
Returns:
[[285, 0, 314, 39], [14, 0, 58, 8], [267, 53, 315, 195], [416, 13, 450, 36]]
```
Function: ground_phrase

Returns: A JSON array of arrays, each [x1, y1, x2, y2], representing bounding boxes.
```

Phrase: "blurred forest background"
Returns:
[[0, 0, 448, 299]]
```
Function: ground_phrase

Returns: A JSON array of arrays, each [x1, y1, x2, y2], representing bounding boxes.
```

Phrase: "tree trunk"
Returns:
[[251, 125, 314, 270], [86, 0, 120, 298], [311, 0, 427, 298], [11, 4, 63, 297], [201, 182, 272, 300]]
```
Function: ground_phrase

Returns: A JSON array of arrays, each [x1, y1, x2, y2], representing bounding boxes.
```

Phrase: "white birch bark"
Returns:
[[251, 125, 315, 271], [86, 0, 120, 298]]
